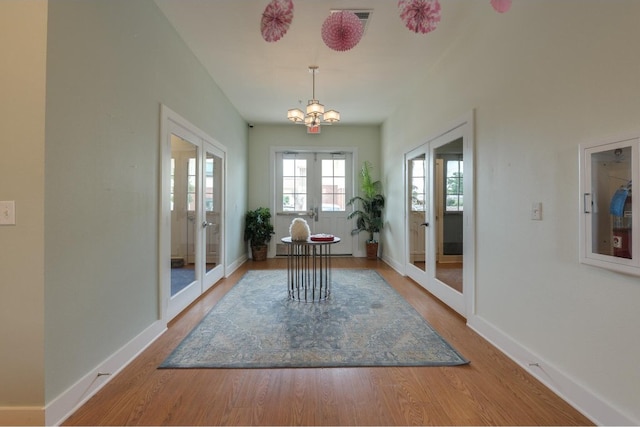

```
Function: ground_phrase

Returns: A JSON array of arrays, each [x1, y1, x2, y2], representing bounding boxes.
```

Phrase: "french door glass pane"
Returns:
[[170, 158, 175, 211], [204, 151, 221, 272], [321, 159, 346, 211], [204, 158, 214, 211], [282, 158, 307, 211], [412, 159, 426, 212], [409, 155, 427, 270], [170, 136, 198, 296], [445, 159, 463, 212], [293, 195, 307, 211], [187, 158, 197, 211]]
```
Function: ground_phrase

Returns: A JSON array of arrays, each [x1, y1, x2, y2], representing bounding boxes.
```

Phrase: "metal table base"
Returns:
[[281, 237, 340, 302]]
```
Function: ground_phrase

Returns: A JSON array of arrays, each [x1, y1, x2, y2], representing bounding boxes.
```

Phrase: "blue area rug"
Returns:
[[160, 269, 469, 369]]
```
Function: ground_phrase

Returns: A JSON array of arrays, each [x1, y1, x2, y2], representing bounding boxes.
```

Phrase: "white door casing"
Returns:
[[404, 111, 475, 318], [160, 105, 226, 322], [272, 149, 356, 256]]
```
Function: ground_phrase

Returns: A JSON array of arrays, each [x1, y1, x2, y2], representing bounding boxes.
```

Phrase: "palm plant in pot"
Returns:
[[244, 207, 274, 261], [347, 161, 385, 259]]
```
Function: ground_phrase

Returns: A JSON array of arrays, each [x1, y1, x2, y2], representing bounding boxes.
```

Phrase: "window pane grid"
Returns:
[[411, 159, 426, 212], [282, 158, 307, 211], [321, 159, 346, 211], [205, 157, 214, 212], [445, 159, 463, 212], [170, 158, 175, 211], [187, 158, 197, 211]]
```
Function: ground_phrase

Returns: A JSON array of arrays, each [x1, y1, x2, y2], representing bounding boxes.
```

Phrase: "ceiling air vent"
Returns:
[[330, 9, 372, 34]]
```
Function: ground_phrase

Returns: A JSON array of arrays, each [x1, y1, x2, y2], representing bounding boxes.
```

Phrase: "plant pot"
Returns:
[[251, 245, 268, 261], [366, 242, 379, 260]]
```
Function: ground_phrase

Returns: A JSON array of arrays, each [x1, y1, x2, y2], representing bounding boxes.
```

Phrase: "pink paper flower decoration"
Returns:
[[321, 11, 364, 52], [490, 0, 512, 13], [261, 0, 294, 42], [398, 0, 441, 34]]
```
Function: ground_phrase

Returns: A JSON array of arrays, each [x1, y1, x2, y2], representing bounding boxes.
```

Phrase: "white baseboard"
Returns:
[[45, 320, 166, 426], [226, 253, 247, 277], [467, 315, 637, 426], [380, 254, 404, 276]]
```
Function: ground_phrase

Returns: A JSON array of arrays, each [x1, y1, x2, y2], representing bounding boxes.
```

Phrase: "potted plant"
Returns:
[[244, 207, 274, 261], [347, 161, 385, 259]]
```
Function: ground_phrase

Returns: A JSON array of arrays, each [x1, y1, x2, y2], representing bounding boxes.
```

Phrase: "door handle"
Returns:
[[583, 193, 592, 214], [420, 222, 429, 227], [202, 221, 213, 228]]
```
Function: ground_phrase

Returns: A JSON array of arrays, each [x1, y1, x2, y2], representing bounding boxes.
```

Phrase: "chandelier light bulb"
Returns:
[[287, 108, 304, 123], [306, 100, 325, 116], [324, 110, 340, 123]]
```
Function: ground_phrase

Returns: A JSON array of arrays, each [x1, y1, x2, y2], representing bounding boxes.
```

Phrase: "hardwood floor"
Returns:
[[436, 262, 463, 293], [63, 258, 592, 426]]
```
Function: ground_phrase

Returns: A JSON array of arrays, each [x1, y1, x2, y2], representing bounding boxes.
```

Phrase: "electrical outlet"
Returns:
[[0, 201, 16, 225]]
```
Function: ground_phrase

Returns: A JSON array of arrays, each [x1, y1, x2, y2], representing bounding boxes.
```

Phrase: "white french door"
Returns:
[[273, 151, 353, 255], [404, 112, 475, 318], [161, 105, 225, 322]]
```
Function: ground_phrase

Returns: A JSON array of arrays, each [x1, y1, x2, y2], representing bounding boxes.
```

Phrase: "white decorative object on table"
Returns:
[[289, 217, 311, 241]]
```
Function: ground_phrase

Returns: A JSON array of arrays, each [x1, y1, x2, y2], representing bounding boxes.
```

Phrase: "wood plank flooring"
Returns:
[[63, 258, 593, 426]]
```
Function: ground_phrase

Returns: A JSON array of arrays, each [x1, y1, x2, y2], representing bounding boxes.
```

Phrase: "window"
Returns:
[[411, 158, 426, 212], [204, 156, 214, 212], [321, 158, 346, 211], [445, 159, 463, 212], [187, 158, 197, 211], [170, 158, 175, 211], [282, 158, 307, 211]]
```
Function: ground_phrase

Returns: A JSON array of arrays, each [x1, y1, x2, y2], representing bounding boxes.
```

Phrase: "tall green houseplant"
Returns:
[[347, 161, 385, 259], [244, 207, 274, 261]]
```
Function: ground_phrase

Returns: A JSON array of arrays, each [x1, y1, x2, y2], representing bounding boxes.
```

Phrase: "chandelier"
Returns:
[[287, 66, 340, 128]]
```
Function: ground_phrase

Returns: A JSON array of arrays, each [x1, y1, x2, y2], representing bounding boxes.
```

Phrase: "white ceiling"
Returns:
[[154, 0, 473, 126]]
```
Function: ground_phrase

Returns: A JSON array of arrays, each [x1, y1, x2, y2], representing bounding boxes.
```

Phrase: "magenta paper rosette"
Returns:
[[321, 10, 364, 52], [490, 0, 512, 13], [261, 0, 294, 42], [398, 0, 441, 34]]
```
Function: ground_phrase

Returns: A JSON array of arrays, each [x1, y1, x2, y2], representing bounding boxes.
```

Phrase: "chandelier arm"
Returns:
[[288, 65, 339, 128]]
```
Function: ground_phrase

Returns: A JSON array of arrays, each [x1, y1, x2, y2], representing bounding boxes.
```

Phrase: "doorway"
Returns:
[[404, 112, 475, 318], [161, 105, 226, 322], [273, 150, 354, 256]]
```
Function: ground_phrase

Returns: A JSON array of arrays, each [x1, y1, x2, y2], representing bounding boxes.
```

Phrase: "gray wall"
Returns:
[[381, 1, 640, 423], [44, 0, 247, 404]]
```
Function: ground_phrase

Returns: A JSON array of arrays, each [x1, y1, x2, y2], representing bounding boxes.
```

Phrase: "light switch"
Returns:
[[0, 201, 16, 225], [531, 202, 542, 220]]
